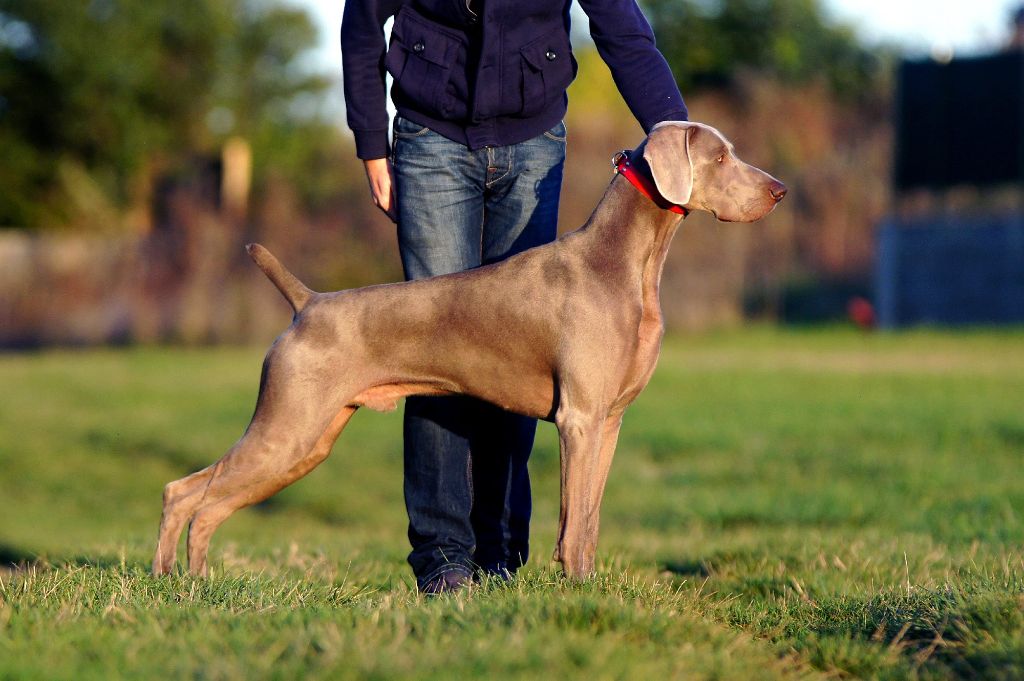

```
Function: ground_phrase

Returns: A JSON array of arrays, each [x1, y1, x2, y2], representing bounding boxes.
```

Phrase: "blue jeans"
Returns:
[[392, 115, 565, 587]]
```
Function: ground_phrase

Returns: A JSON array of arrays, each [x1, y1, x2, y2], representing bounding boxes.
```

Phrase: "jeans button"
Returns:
[[413, 41, 425, 53], [545, 50, 556, 61]]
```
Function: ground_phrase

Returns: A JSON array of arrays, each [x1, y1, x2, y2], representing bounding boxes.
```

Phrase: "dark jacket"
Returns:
[[341, 0, 687, 159]]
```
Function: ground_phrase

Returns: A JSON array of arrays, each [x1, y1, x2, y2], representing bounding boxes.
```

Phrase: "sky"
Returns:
[[826, 0, 1020, 57]]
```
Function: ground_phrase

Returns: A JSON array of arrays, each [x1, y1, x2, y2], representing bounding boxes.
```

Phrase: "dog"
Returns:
[[152, 121, 786, 579]]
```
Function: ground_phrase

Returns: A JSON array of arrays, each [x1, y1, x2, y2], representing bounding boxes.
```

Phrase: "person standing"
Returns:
[[341, 0, 687, 594]]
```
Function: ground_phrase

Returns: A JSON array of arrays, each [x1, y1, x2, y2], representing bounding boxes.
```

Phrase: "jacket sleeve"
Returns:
[[577, 0, 688, 132], [341, 0, 404, 159]]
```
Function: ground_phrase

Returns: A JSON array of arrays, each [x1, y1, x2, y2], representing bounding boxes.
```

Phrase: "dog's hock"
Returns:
[[644, 124, 693, 207]]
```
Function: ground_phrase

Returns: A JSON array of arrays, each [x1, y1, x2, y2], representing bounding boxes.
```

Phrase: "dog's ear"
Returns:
[[643, 123, 694, 206]]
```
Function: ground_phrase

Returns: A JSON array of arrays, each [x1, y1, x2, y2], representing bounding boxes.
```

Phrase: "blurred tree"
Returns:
[[0, 0, 337, 229], [643, 0, 887, 99]]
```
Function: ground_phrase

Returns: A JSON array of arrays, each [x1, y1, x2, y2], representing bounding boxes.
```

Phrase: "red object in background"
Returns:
[[847, 296, 875, 329]]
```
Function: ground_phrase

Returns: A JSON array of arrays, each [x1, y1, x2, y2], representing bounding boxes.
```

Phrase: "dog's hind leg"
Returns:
[[153, 466, 217, 575], [183, 405, 357, 577]]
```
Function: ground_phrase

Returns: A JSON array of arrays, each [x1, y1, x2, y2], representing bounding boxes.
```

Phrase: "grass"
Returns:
[[1, 327, 1023, 679]]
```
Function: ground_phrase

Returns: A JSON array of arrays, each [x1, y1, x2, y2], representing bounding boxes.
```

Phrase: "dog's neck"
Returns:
[[580, 174, 684, 290]]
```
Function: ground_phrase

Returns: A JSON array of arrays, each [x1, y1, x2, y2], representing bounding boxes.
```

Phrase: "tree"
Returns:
[[643, 0, 888, 100], [0, 0, 334, 229]]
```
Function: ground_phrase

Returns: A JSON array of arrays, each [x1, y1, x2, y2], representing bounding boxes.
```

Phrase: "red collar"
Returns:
[[613, 150, 688, 216]]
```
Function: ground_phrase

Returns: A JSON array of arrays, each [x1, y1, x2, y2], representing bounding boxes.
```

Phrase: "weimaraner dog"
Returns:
[[152, 121, 786, 579]]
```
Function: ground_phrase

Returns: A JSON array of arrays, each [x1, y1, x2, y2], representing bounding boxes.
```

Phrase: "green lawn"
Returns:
[[1, 328, 1023, 680]]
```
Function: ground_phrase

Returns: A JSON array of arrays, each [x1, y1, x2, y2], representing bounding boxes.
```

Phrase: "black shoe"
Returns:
[[419, 568, 473, 595]]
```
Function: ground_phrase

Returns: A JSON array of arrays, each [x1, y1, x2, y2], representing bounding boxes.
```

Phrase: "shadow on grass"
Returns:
[[661, 547, 1024, 678], [796, 589, 1024, 678], [56, 554, 149, 570], [0, 543, 37, 568], [661, 559, 711, 578], [660, 547, 779, 579], [0, 543, 149, 573], [251, 493, 354, 526], [681, 563, 1024, 680], [84, 428, 208, 474]]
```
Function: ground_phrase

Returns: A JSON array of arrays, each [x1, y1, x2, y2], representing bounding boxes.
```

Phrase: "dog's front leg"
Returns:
[[553, 405, 607, 579], [586, 412, 625, 541]]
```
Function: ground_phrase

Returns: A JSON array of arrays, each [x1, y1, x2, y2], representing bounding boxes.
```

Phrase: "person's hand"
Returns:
[[363, 158, 397, 223]]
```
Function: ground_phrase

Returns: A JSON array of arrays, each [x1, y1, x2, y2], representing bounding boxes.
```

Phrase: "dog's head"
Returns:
[[642, 121, 786, 223]]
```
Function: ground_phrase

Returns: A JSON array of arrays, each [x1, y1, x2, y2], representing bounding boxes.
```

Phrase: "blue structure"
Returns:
[[876, 215, 1024, 328]]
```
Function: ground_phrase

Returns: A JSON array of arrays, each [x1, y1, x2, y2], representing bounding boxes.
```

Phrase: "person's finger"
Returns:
[[374, 162, 397, 222], [385, 184, 398, 222]]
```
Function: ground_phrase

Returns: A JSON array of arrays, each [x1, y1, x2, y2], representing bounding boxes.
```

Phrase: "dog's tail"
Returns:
[[246, 243, 314, 313]]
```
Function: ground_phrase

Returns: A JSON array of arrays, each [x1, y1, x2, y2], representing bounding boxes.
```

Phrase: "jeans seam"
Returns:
[[542, 120, 567, 142], [394, 129, 432, 139], [485, 145, 515, 188]]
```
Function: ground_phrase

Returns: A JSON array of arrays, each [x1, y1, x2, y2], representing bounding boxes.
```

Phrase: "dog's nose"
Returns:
[[769, 181, 787, 202]]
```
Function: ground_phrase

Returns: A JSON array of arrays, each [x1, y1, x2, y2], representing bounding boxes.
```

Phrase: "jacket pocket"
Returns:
[[519, 27, 576, 118], [386, 6, 469, 120]]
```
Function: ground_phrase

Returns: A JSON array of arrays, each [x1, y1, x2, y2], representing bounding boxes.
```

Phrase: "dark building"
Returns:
[[878, 51, 1024, 327]]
